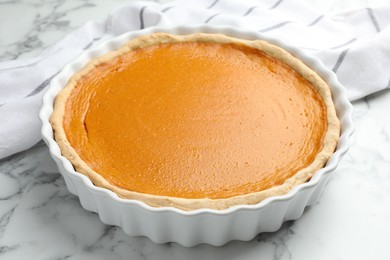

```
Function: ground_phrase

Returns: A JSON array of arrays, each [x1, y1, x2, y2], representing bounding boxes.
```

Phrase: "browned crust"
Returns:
[[50, 33, 340, 210]]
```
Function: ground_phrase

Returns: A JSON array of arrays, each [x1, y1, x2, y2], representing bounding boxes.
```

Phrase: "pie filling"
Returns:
[[63, 41, 327, 199]]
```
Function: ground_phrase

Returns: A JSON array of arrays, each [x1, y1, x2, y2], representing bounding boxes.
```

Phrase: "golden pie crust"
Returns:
[[51, 33, 340, 210]]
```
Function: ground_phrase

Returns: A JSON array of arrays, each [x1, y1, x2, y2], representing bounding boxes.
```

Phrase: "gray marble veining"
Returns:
[[0, 0, 169, 62], [1, 0, 390, 259]]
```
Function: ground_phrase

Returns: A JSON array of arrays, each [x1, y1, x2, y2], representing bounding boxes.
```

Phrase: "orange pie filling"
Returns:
[[62, 40, 328, 200]]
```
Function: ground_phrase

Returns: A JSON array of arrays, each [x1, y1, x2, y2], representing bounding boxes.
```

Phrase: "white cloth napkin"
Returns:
[[1, 0, 390, 159]]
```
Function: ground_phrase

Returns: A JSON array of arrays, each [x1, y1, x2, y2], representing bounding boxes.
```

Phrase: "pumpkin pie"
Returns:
[[50, 33, 340, 210]]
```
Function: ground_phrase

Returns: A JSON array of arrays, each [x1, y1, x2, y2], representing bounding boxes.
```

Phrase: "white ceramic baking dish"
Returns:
[[40, 25, 353, 247]]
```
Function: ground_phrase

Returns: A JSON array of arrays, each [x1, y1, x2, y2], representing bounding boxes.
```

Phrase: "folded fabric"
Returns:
[[1, 0, 389, 159]]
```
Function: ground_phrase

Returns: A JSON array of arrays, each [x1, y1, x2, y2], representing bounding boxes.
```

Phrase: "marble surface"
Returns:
[[1, 0, 390, 259]]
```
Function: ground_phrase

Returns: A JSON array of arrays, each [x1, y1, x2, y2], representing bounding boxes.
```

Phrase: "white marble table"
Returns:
[[1, 0, 390, 259]]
